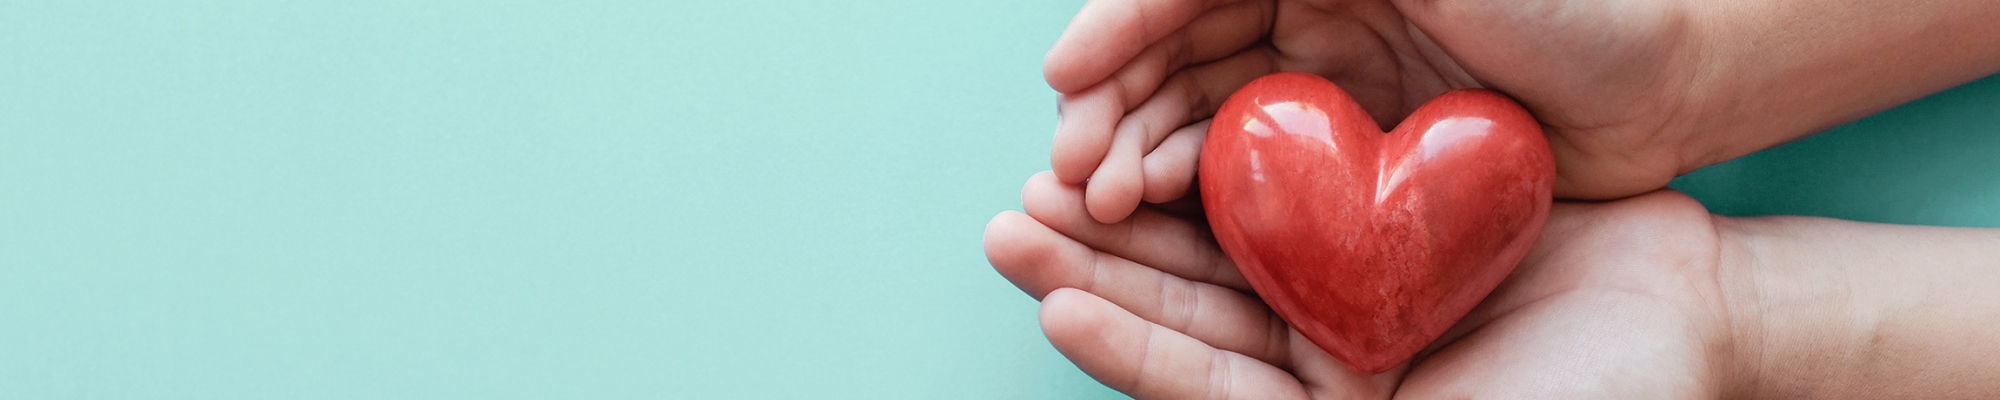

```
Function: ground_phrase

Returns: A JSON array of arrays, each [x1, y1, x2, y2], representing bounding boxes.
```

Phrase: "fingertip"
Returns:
[[1045, 59, 1103, 95], [1140, 170, 1191, 205], [1038, 289, 1117, 375], [1050, 158, 1093, 186], [1038, 288, 1177, 398], [1085, 163, 1143, 224], [982, 211, 1033, 268], [1042, 22, 1086, 93], [1039, 289, 1093, 347], [1021, 170, 1073, 219], [1024, 169, 1061, 195], [1051, 89, 1121, 184], [1024, 170, 1128, 246], [1087, 124, 1148, 224], [983, 210, 1065, 300], [1044, 49, 1091, 94], [1042, 1, 1124, 94]]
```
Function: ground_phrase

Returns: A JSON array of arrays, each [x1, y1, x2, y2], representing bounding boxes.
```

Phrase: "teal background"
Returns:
[[1, 1, 1995, 399]]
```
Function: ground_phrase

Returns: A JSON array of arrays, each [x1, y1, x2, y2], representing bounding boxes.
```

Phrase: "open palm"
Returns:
[[1051, 0, 1711, 224], [985, 172, 1746, 398]]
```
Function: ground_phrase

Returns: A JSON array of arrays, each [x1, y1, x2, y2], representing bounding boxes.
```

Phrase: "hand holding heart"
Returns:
[[987, 173, 1738, 398], [993, 71, 1731, 397], [1013, 0, 2000, 396], [1046, 0, 1715, 226]]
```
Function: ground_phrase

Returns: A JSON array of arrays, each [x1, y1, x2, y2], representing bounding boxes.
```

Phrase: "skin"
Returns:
[[1045, 0, 2000, 223], [1727, 217, 2000, 399], [1014, 0, 2000, 396], [984, 173, 2000, 398]]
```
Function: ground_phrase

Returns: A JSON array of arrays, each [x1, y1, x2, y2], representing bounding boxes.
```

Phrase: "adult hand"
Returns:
[[1047, 0, 1710, 225], [1047, 0, 2000, 223], [984, 171, 1753, 398]]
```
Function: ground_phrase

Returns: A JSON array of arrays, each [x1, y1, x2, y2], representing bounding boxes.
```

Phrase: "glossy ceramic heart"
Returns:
[[1199, 73, 1554, 374]]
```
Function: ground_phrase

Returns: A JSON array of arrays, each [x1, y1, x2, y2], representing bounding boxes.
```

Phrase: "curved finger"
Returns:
[[1092, 0, 1279, 106], [1142, 120, 1208, 203], [987, 211, 1292, 365], [1021, 171, 1250, 290], [1044, 0, 1267, 93], [1084, 46, 1279, 221], [1053, 84, 1127, 184], [1040, 288, 1310, 399], [1048, 6, 1274, 186], [1124, 45, 1278, 152], [1085, 126, 1149, 223], [1126, 45, 1280, 200]]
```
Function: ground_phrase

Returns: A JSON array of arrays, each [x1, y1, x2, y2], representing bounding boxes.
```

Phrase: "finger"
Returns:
[[1085, 46, 1279, 222], [1142, 119, 1207, 203], [986, 211, 1066, 299], [1090, 1, 1278, 106], [1049, 3, 1273, 185], [1044, 0, 1266, 93], [1040, 288, 1310, 399], [1086, 129, 1148, 223], [1052, 85, 1125, 184], [1021, 171, 1251, 290], [987, 211, 1292, 365], [1124, 45, 1278, 154]]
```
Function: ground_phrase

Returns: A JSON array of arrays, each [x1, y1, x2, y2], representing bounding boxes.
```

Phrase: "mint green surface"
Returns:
[[2, 1, 1996, 399], [0, 1, 1114, 398]]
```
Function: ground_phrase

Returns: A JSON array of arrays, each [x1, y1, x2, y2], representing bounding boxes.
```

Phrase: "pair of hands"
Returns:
[[994, 0, 2000, 397], [989, 0, 1891, 397]]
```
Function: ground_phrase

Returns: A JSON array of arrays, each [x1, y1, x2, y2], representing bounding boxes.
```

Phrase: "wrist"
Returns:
[[1714, 216, 1889, 399], [1677, 0, 2000, 174], [1709, 215, 1772, 399], [1665, 4, 1805, 175]]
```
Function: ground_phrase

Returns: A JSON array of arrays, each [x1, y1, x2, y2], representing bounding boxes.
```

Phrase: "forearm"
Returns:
[[1720, 217, 2000, 399], [1683, 0, 2000, 170]]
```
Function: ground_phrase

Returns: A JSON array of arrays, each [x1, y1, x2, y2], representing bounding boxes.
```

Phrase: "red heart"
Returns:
[[1198, 73, 1554, 374]]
